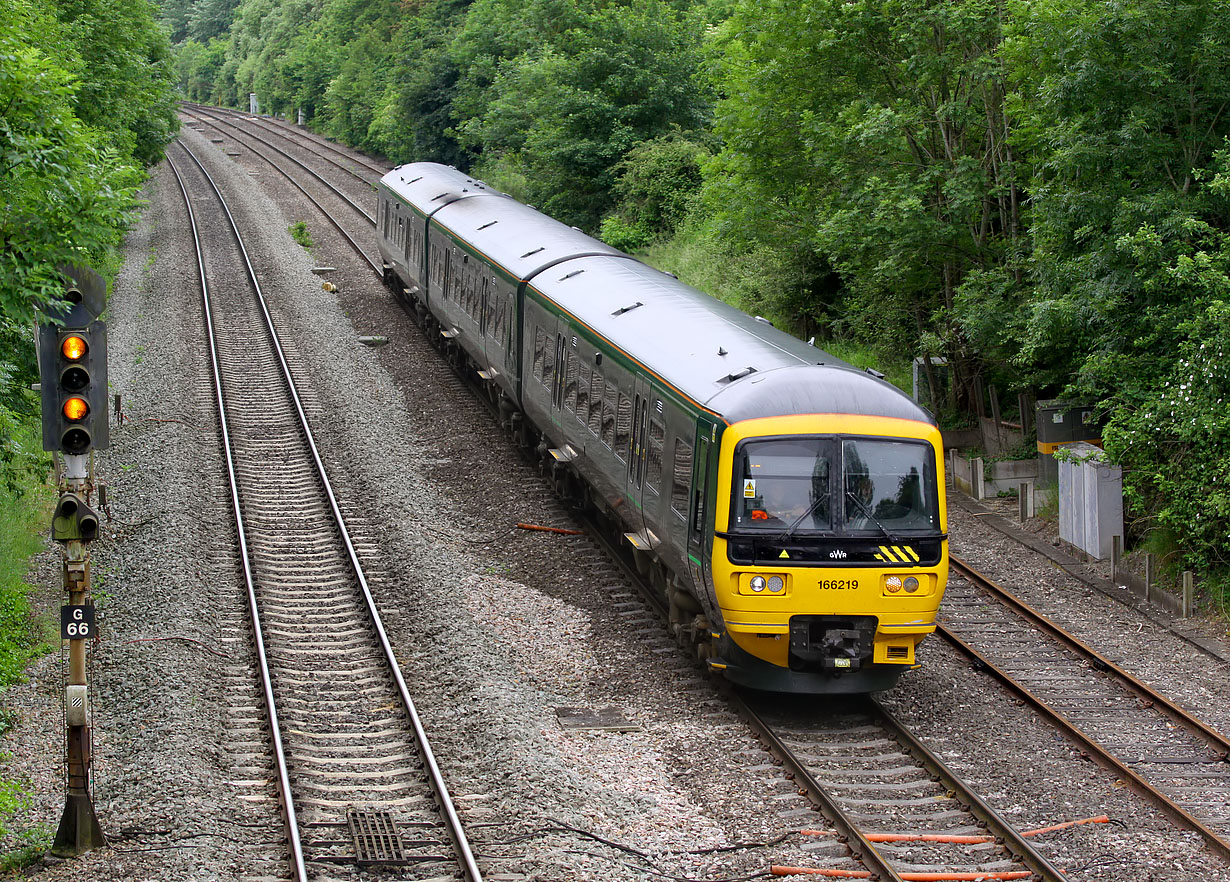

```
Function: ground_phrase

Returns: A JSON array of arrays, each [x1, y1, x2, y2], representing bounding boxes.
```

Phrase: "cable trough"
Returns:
[[166, 139, 483, 882]]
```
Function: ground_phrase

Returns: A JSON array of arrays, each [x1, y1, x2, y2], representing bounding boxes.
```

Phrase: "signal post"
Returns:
[[38, 266, 109, 855]]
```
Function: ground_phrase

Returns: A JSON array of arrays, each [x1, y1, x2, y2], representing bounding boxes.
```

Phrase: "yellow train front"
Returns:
[[698, 368, 948, 694]]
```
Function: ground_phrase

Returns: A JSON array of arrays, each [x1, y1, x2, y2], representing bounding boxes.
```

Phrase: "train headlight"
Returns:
[[885, 575, 902, 594], [904, 576, 920, 593], [767, 575, 784, 593], [749, 575, 767, 593]]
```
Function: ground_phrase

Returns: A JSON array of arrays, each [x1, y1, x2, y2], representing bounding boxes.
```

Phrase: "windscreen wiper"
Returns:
[[774, 496, 829, 543], [844, 490, 904, 544]]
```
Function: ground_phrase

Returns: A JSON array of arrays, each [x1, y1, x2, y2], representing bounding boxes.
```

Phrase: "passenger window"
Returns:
[[542, 328, 556, 386], [589, 372, 604, 436], [577, 364, 590, 424], [564, 351, 579, 412], [614, 392, 633, 461], [671, 439, 692, 519], [601, 383, 618, 450], [533, 328, 546, 382], [646, 418, 665, 492]]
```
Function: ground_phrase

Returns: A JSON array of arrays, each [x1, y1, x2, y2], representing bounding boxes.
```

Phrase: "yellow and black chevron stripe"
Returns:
[[875, 545, 921, 563]]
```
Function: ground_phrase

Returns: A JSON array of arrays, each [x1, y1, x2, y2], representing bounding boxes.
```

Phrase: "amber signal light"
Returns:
[[62, 397, 89, 422], [61, 335, 88, 361]]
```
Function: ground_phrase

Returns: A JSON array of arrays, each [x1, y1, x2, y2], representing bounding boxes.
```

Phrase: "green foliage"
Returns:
[[1102, 300, 1230, 579], [1006, 0, 1230, 583], [705, 0, 1025, 406], [0, 467, 53, 689], [59, 0, 181, 165], [1007, 0, 1230, 399], [0, 6, 141, 324], [600, 132, 709, 251], [1, 0, 177, 324], [288, 220, 313, 249], [458, 0, 711, 229], [0, 768, 49, 872]]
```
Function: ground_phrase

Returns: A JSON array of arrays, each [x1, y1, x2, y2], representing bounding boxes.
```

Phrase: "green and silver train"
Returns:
[[376, 163, 949, 693]]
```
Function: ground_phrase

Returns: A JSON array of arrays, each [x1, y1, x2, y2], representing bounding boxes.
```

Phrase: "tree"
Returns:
[[1008, 0, 1230, 583], [705, 0, 1024, 411], [0, 4, 143, 324], [456, 0, 710, 229], [60, 0, 180, 165]]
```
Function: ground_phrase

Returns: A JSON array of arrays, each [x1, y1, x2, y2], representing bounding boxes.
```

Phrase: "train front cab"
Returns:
[[707, 414, 948, 693]]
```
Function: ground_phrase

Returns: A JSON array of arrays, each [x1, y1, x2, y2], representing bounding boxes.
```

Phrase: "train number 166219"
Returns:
[[818, 579, 858, 590]]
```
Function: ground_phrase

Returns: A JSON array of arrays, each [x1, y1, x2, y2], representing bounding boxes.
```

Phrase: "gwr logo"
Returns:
[[829, 549, 848, 560]]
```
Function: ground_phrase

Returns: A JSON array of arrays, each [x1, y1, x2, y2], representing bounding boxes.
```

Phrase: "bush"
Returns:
[[1103, 301, 1230, 585]]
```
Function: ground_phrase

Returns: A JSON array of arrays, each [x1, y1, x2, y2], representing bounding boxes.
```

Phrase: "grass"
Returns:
[[288, 220, 313, 251], [0, 771, 48, 872], [0, 446, 57, 870], [0, 481, 54, 688]]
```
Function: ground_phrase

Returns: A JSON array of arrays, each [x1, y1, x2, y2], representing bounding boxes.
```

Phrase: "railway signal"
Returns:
[[39, 265, 108, 857], [38, 271, 109, 456], [51, 492, 100, 543]]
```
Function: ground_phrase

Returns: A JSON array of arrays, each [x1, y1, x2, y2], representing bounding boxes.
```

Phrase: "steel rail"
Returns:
[[936, 624, 1230, 863], [726, 691, 908, 882], [870, 698, 1068, 882], [181, 107, 376, 224], [180, 109, 383, 278], [186, 101, 391, 177], [182, 103, 381, 189], [949, 555, 1230, 757], [173, 139, 485, 882], [166, 146, 310, 882]]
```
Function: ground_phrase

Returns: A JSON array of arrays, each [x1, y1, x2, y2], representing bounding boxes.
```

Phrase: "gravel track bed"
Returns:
[[3, 121, 1229, 882]]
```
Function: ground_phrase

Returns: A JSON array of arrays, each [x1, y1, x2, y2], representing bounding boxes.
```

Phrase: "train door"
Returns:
[[688, 418, 720, 613]]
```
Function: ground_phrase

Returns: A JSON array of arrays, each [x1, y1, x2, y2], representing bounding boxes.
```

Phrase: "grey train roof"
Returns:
[[530, 255, 935, 426], [383, 163, 625, 281], [382, 163, 935, 428]]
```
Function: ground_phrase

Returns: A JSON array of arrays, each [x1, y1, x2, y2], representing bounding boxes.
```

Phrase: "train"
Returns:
[[375, 162, 948, 693]]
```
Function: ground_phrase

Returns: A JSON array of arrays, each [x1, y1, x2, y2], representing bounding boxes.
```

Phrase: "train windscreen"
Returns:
[[840, 438, 938, 533], [730, 437, 938, 535]]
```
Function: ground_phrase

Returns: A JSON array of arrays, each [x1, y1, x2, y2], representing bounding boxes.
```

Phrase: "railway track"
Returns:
[[183, 101, 392, 180], [171, 111, 1230, 878], [735, 692, 1067, 882], [941, 555, 1230, 862], [166, 138, 483, 882]]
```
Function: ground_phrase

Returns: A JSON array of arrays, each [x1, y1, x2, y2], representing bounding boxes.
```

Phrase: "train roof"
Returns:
[[382, 163, 626, 280], [380, 163, 498, 210], [530, 255, 936, 426], [381, 163, 934, 428]]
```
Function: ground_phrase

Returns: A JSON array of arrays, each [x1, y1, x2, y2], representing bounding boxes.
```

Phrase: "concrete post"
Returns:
[[1111, 535, 1122, 583], [972, 457, 985, 500], [1018, 481, 1035, 520], [1144, 553, 1155, 605], [1183, 571, 1194, 618]]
